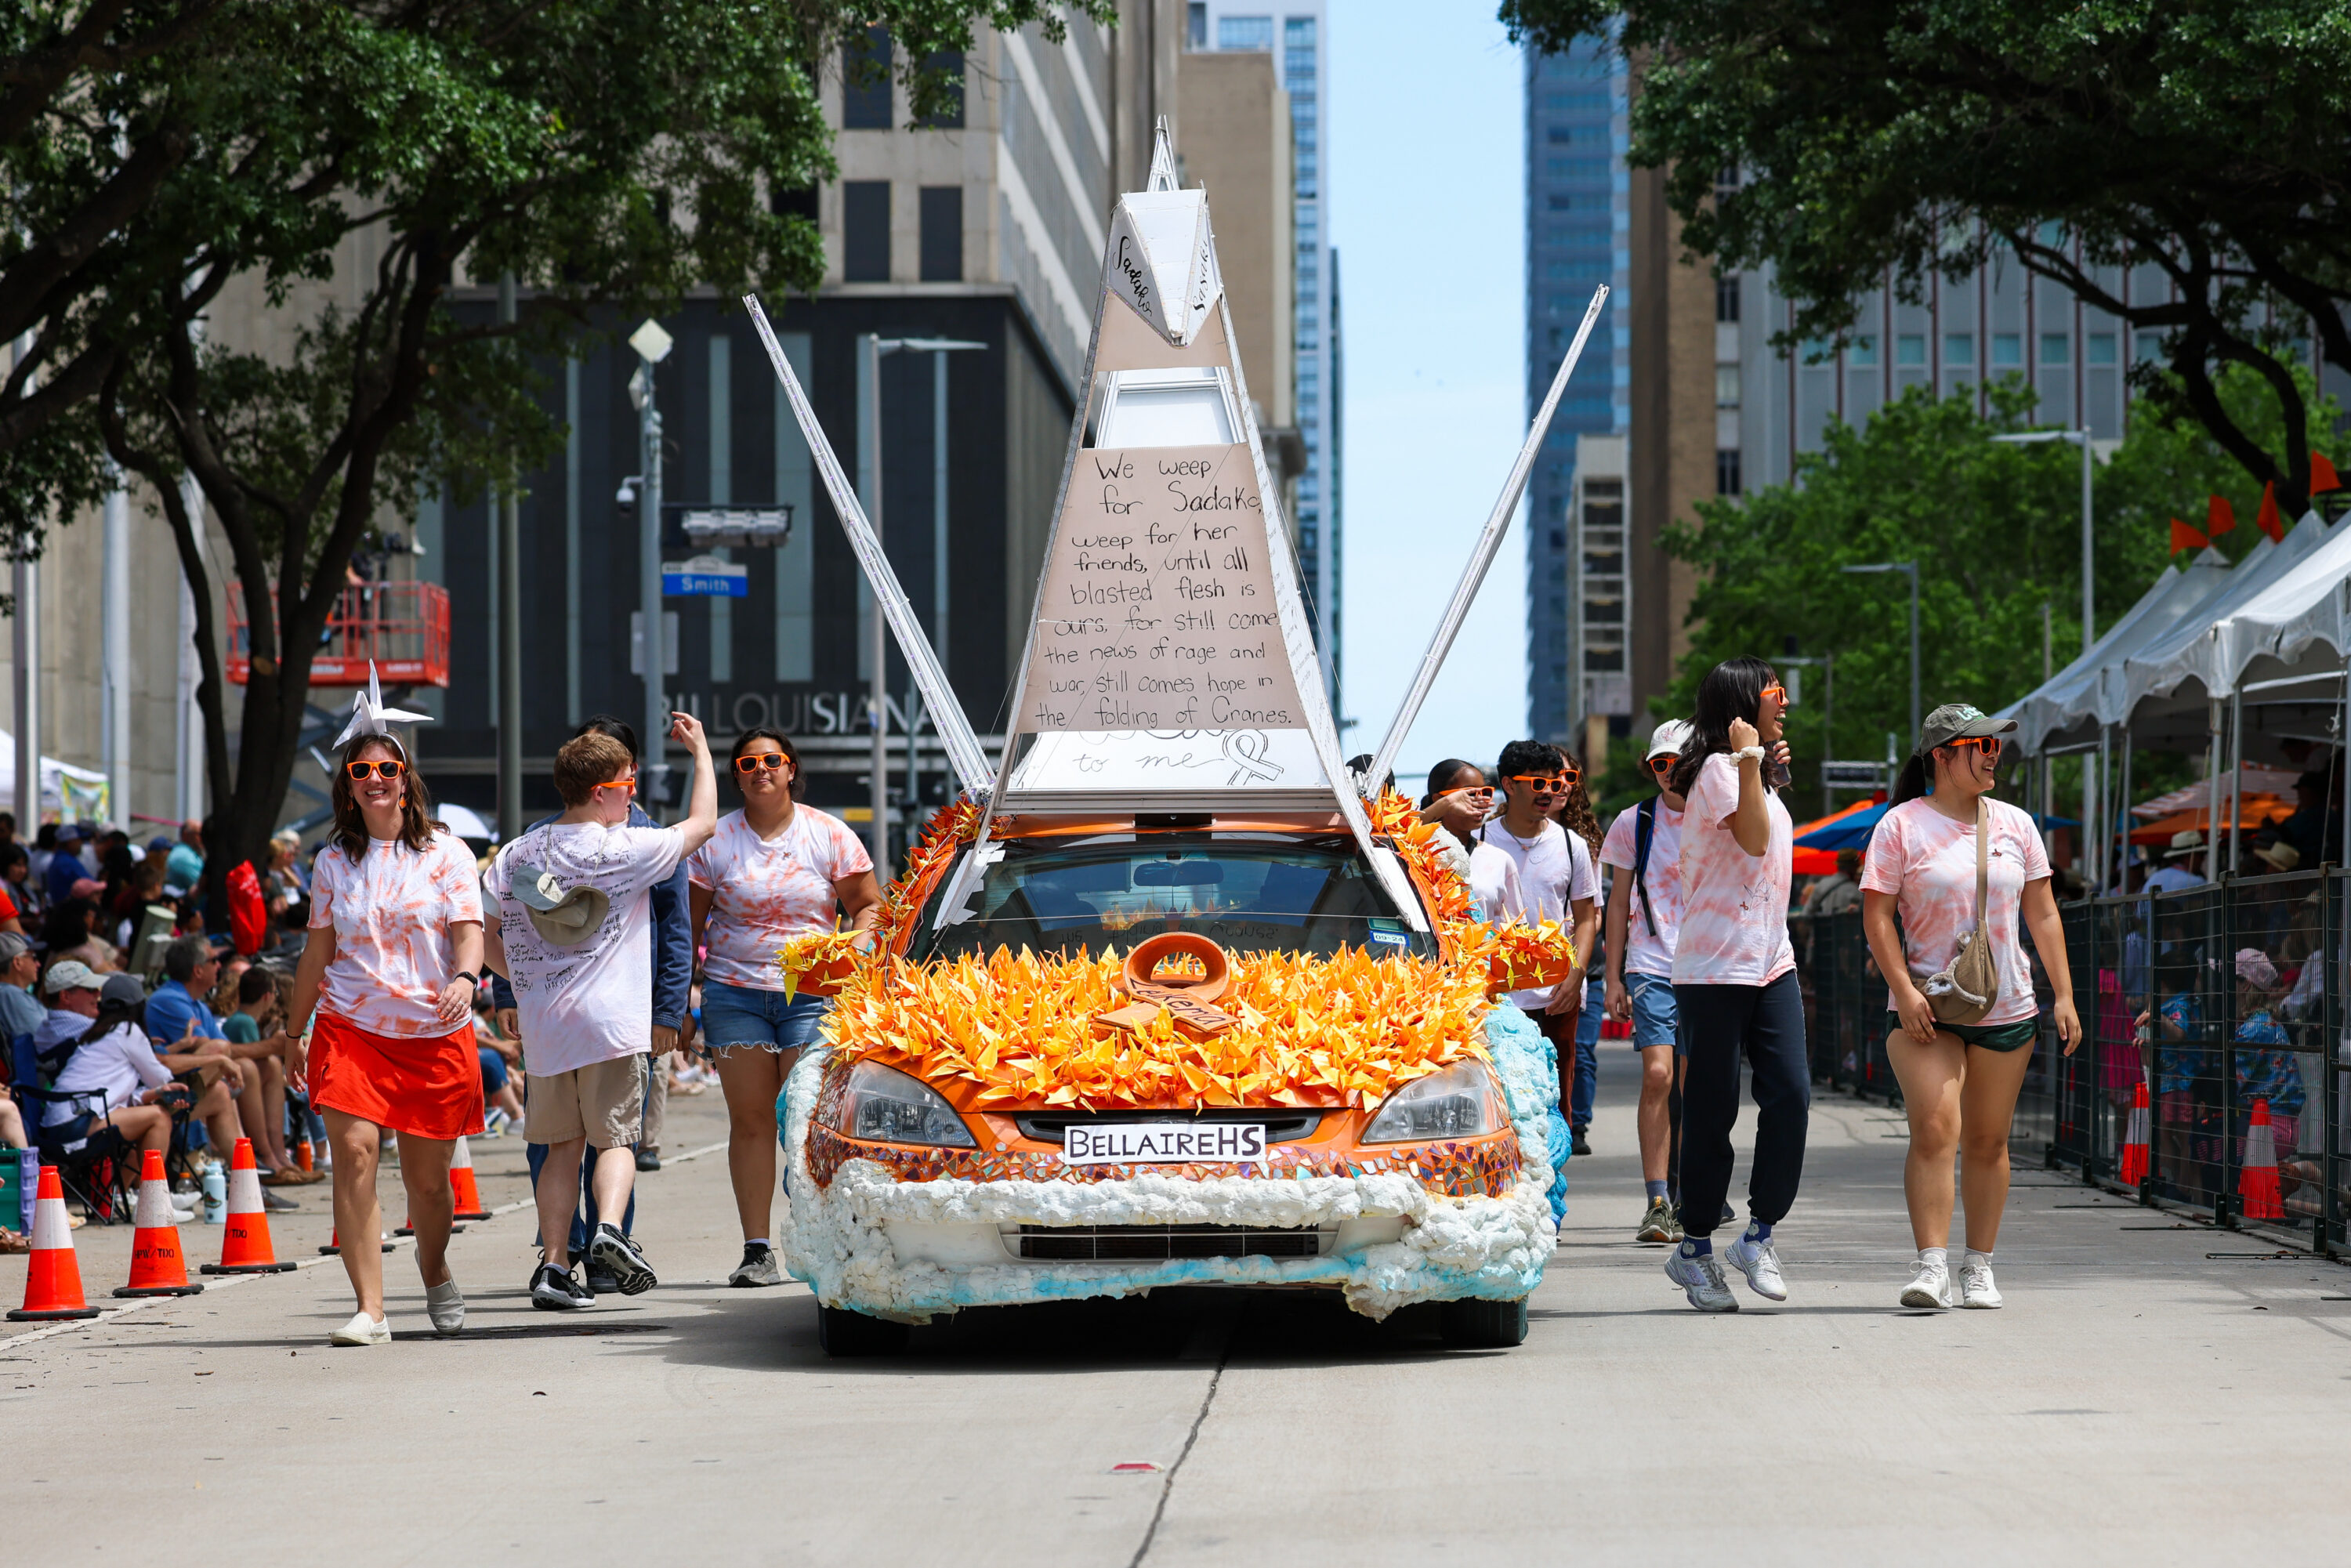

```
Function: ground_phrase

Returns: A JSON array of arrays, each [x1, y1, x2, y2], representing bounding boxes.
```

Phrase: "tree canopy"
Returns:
[[4, 0, 1107, 904], [1501, 0, 2351, 515]]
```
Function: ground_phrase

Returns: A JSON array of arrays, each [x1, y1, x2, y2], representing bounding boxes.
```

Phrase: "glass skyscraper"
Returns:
[[1191, 2, 1339, 702], [1523, 38, 1630, 744]]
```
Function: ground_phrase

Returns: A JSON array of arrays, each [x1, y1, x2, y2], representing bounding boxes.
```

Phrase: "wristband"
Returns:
[[1735, 745, 1766, 763], [453, 971, 480, 988]]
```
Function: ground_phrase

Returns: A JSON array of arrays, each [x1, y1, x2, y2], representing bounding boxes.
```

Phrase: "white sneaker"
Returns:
[[426, 1280, 465, 1336], [1900, 1262, 1952, 1309], [329, 1311, 392, 1346], [1722, 1229, 1789, 1301], [1957, 1261, 2003, 1309], [1665, 1246, 1740, 1312]]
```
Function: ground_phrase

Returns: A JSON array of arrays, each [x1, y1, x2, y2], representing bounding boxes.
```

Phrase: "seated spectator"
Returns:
[[0, 932, 43, 1045], [38, 970, 183, 1171], [223, 964, 313, 1183], [167, 822, 205, 893], [142, 938, 272, 1180], [41, 896, 120, 973], [31, 960, 109, 1083], [42, 823, 92, 907]]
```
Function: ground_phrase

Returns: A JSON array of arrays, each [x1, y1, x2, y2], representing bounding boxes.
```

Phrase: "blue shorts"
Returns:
[[701, 980, 832, 1054], [479, 1046, 509, 1093], [1625, 971, 1685, 1054]]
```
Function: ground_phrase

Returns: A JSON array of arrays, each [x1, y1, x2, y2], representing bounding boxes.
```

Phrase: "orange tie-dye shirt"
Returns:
[[306, 831, 484, 1037], [687, 807, 873, 989]]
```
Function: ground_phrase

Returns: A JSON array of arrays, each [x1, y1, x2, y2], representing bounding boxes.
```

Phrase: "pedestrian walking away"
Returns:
[[1861, 704, 2078, 1311], [686, 727, 879, 1288], [1474, 741, 1600, 1148], [1666, 657, 1806, 1312], [483, 713, 720, 1312], [1601, 719, 1693, 1244], [285, 693, 487, 1347]]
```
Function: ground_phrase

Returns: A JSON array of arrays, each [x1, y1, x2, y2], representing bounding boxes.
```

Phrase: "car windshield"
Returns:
[[907, 832, 1437, 962]]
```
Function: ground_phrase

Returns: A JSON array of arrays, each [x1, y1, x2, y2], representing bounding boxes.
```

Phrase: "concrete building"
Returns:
[[1185, 1, 1339, 702], [1523, 38, 1632, 749]]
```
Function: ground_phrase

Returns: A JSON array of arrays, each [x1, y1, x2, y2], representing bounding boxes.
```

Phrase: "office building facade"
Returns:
[[1523, 38, 1632, 748], [1186, 1, 1339, 702]]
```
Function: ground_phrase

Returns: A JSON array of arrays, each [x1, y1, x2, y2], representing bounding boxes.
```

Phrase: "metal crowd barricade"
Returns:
[[1801, 869, 2346, 1257]]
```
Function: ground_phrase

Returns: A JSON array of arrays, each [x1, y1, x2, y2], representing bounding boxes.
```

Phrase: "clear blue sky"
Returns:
[[1331, 1, 1528, 788]]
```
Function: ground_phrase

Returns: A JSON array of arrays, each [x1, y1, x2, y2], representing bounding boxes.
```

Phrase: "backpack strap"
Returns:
[[1632, 796, 1659, 936]]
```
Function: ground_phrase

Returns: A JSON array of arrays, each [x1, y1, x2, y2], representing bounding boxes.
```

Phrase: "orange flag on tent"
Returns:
[[2255, 481, 2284, 542], [2312, 454, 2342, 495], [2207, 494, 2237, 538], [2168, 518, 2210, 556]]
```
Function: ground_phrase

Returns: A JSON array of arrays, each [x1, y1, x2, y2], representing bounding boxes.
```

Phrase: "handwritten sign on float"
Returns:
[[1015, 444, 1306, 735]]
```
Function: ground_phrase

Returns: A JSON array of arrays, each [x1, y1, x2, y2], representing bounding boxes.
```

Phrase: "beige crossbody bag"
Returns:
[[1918, 799, 1999, 1025]]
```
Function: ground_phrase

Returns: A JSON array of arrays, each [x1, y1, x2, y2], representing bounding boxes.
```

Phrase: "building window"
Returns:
[[1848, 335, 1878, 368], [1715, 363, 1741, 408], [1799, 338, 1833, 365], [1548, 193, 1574, 212], [1188, 1, 1205, 49], [2039, 332, 2070, 366], [2086, 332, 2117, 366], [1991, 333, 2023, 367], [770, 181, 819, 226], [842, 26, 892, 129], [1944, 332, 1974, 367], [1715, 274, 1740, 323], [843, 181, 889, 281], [915, 51, 963, 129], [1896, 334, 1926, 366], [918, 186, 961, 281], [1218, 15, 1273, 50], [2135, 331, 2164, 365], [1716, 448, 1742, 496]]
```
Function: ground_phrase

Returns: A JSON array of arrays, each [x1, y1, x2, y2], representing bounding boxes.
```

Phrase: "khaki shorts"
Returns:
[[524, 1056, 646, 1149]]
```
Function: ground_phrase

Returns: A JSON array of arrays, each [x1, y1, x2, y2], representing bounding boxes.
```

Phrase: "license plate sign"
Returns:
[[1062, 1121, 1268, 1165]]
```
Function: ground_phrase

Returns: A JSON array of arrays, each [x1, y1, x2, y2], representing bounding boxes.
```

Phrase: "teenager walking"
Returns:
[[687, 728, 878, 1287], [1601, 719, 1693, 1243], [1861, 704, 2078, 1309], [1418, 759, 1519, 922], [483, 714, 719, 1311], [1664, 658, 1805, 1312], [1476, 741, 1600, 1132], [288, 722, 487, 1346]]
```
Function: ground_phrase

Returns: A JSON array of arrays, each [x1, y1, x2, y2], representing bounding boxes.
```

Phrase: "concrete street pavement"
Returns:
[[5, 1048, 2348, 1565]]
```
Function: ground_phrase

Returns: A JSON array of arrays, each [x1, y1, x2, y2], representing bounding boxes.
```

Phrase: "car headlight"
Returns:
[[834, 1059, 977, 1147], [1361, 1059, 1502, 1143]]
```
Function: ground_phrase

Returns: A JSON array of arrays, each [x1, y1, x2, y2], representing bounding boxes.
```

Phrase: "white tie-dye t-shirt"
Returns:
[[1672, 753, 1795, 987], [687, 807, 875, 989], [307, 831, 485, 1037], [1859, 796, 2051, 1026], [1599, 798, 1684, 979]]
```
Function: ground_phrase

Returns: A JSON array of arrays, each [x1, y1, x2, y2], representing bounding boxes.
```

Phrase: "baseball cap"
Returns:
[[147, 836, 175, 853], [1916, 703, 2016, 755], [509, 862, 610, 947], [1645, 719, 1694, 761], [0, 932, 27, 965], [100, 972, 147, 1009], [54, 823, 82, 844], [42, 958, 102, 994]]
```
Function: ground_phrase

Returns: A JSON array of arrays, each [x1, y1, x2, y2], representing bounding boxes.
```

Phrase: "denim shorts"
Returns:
[[1882, 1012, 2038, 1053], [479, 1045, 509, 1093], [1625, 971, 1685, 1054], [701, 980, 833, 1054]]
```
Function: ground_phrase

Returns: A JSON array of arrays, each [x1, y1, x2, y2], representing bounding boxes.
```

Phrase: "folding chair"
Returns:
[[18, 1081, 133, 1223]]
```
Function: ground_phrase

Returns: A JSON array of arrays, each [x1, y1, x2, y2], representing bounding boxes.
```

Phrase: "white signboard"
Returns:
[[1062, 1121, 1269, 1165]]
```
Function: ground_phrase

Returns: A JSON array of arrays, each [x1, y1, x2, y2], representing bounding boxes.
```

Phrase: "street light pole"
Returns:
[[497, 275, 523, 840], [628, 318, 675, 818], [1842, 561, 1919, 746]]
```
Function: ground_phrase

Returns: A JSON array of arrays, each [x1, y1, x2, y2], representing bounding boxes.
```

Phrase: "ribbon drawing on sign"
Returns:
[[1222, 730, 1283, 785]]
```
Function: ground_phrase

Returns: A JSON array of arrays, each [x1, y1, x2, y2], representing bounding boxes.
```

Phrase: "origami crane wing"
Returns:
[[331, 662, 433, 748]]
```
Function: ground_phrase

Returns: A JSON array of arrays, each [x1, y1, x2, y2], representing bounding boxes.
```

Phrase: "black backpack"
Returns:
[[1632, 797, 1661, 937]]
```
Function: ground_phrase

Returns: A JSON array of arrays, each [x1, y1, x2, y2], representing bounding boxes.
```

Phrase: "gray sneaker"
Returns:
[[1665, 1245, 1739, 1312], [1635, 1197, 1683, 1244], [588, 1222, 657, 1296], [426, 1279, 465, 1336], [728, 1244, 782, 1287]]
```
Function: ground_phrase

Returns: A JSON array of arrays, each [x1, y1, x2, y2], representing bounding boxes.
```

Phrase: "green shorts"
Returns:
[[1883, 1012, 2038, 1052]]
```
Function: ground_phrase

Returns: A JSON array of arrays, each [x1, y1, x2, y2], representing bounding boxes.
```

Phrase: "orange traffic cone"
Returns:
[[2117, 1080, 2150, 1187], [2240, 1098, 2284, 1220], [8, 1167, 102, 1320], [450, 1137, 490, 1222], [201, 1139, 295, 1274], [319, 1227, 395, 1256], [115, 1150, 204, 1298]]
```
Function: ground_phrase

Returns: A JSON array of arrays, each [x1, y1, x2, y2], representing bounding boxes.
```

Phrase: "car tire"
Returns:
[[817, 1303, 910, 1356], [1439, 1295, 1528, 1349]]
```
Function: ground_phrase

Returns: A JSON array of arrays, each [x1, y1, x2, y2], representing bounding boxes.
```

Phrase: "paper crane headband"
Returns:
[[332, 662, 433, 748]]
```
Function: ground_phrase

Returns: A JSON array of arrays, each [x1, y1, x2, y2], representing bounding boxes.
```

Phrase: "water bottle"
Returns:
[[200, 1161, 227, 1225]]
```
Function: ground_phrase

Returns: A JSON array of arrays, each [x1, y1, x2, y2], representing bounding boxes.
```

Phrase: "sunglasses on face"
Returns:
[[1507, 771, 1580, 794], [1438, 784, 1494, 803], [1759, 683, 1790, 706], [592, 777, 638, 797], [344, 759, 407, 781], [1647, 755, 1676, 774], [1943, 737, 2001, 758], [734, 752, 792, 774]]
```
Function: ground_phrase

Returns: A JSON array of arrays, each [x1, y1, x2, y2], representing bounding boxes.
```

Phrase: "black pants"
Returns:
[[1673, 972, 1809, 1238]]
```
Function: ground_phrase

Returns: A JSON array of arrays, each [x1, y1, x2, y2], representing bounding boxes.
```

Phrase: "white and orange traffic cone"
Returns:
[[318, 1227, 394, 1257], [7, 1167, 102, 1320], [2240, 1098, 2284, 1220], [201, 1139, 295, 1274], [115, 1150, 204, 1297], [2117, 1080, 2151, 1188], [449, 1137, 490, 1222]]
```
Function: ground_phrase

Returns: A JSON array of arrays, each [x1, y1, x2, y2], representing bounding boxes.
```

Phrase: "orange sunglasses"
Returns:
[[734, 751, 792, 774], [344, 759, 407, 781], [1507, 770, 1581, 794]]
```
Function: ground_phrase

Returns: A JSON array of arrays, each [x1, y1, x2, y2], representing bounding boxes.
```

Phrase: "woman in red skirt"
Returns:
[[288, 721, 485, 1345]]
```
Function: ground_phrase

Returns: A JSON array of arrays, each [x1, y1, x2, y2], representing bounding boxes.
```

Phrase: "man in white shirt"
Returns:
[[1476, 740, 1600, 1135], [1602, 720, 1693, 1243], [484, 713, 719, 1310]]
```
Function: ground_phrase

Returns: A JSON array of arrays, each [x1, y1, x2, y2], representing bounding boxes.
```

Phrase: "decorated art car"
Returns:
[[773, 798, 1573, 1354]]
